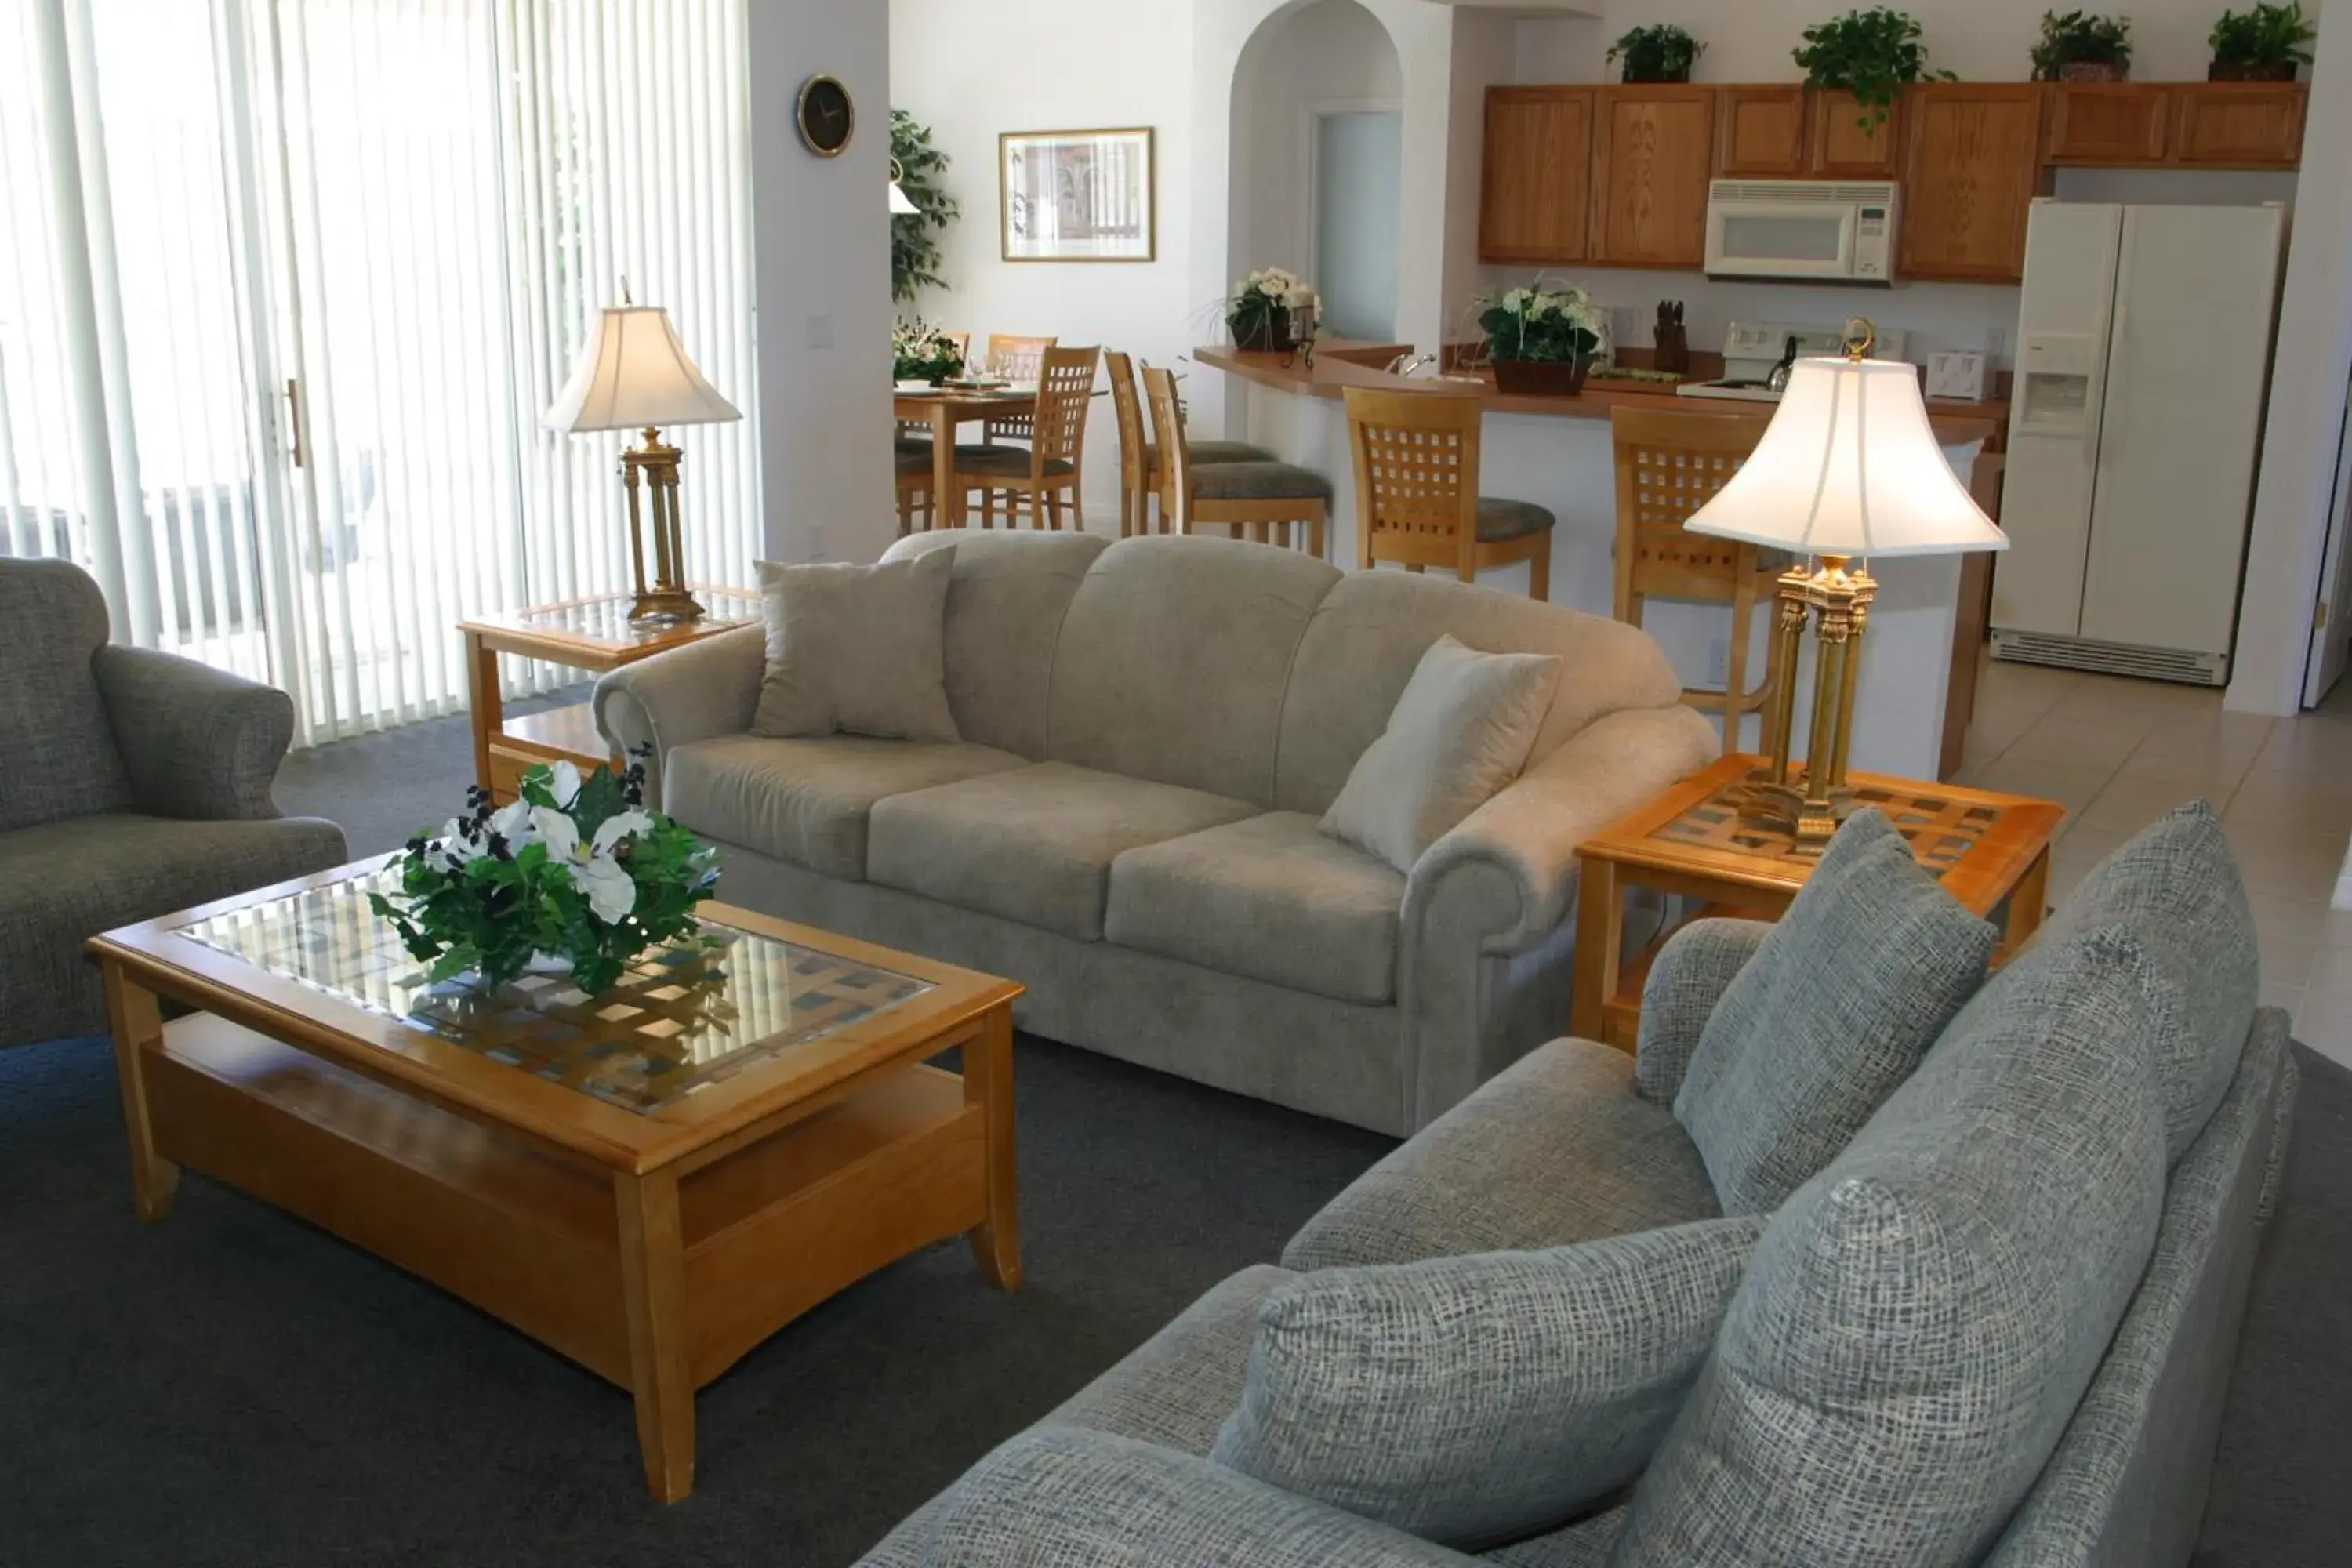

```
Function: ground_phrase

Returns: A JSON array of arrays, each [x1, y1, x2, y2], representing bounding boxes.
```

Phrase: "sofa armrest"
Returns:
[[898, 1427, 1480, 1567], [1635, 918, 1773, 1105], [591, 623, 766, 808], [1406, 705, 1720, 956], [92, 644, 294, 821]]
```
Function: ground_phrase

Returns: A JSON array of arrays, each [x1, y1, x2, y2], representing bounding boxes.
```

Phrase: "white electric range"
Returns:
[[1674, 321, 1911, 405]]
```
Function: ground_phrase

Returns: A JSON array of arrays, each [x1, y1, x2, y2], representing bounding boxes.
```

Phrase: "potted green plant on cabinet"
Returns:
[[891, 110, 960, 303], [1794, 6, 1956, 132], [1608, 24, 1705, 83], [2208, 2, 2316, 80], [2031, 11, 2135, 81], [1479, 284, 1606, 397]]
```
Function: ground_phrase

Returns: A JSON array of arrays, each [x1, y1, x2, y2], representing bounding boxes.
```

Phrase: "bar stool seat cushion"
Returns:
[[895, 435, 933, 457], [1145, 439, 1276, 468], [1477, 498, 1557, 543], [954, 448, 1076, 479], [1193, 462, 1334, 503], [896, 452, 931, 477]]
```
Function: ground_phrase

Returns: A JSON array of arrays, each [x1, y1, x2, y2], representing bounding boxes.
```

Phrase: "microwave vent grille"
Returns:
[[1711, 180, 1899, 205]]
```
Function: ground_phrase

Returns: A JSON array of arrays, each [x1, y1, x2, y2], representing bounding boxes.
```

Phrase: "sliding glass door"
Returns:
[[0, 0, 758, 745]]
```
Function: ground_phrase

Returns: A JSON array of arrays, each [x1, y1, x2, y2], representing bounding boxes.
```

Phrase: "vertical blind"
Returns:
[[0, 0, 760, 745]]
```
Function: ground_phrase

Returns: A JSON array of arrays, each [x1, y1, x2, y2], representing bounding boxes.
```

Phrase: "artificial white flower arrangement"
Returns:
[[372, 755, 720, 994], [1479, 283, 1608, 363], [1229, 266, 1318, 348]]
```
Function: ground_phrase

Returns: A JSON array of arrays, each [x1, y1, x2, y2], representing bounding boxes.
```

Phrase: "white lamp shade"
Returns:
[[1684, 357, 2009, 559], [543, 305, 742, 434], [889, 180, 920, 216]]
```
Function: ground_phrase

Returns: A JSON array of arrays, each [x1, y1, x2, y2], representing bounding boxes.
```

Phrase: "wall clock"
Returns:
[[796, 74, 854, 158]]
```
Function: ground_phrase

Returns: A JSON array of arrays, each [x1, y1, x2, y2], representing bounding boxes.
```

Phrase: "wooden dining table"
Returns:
[[895, 383, 1038, 528]]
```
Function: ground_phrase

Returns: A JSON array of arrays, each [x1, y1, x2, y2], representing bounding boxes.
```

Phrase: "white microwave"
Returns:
[[1704, 180, 1900, 284]]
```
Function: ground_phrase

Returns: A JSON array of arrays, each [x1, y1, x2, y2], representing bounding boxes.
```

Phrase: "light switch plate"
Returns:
[[1926, 350, 1989, 402]]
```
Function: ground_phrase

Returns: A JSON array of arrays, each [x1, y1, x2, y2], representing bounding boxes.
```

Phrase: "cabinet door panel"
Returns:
[[1717, 85, 1806, 176], [2174, 82, 2307, 168], [2046, 84, 2169, 164], [1481, 89, 1594, 263], [1810, 89, 1903, 177], [1591, 86, 1715, 269], [1899, 85, 2047, 284]]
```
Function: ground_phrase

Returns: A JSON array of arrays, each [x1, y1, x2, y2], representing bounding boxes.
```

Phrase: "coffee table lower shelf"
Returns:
[[140, 1012, 992, 1488]]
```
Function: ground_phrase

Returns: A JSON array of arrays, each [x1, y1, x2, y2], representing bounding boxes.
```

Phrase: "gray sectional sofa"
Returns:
[[853, 804, 2296, 1566], [596, 532, 1717, 1135]]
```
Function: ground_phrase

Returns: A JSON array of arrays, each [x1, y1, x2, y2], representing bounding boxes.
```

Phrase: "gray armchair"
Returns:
[[1, 557, 347, 1047]]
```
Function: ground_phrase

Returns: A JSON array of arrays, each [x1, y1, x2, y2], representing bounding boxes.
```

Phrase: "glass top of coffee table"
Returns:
[[170, 867, 935, 1116]]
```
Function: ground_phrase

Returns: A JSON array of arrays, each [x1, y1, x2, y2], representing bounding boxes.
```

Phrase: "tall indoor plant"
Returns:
[[2208, 3, 2316, 80], [891, 109, 960, 303], [1608, 24, 1705, 83], [1478, 284, 1606, 397], [1794, 7, 1955, 131], [2031, 11, 2136, 82]]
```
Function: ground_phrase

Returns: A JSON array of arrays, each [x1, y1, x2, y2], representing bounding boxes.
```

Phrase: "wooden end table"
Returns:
[[460, 587, 760, 804], [90, 861, 1022, 1503], [1570, 753, 2064, 1049]]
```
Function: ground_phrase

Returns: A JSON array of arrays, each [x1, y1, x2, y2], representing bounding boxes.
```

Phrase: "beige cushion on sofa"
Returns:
[[752, 550, 960, 742], [1320, 635, 1563, 875], [1105, 812, 1407, 1005], [663, 732, 1027, 880], [881, 532, 1111, 757], [869, 760, 1258, 940]]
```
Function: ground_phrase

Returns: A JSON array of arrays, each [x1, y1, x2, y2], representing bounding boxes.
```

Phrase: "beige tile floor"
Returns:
[[1954, 655, 2352, 1070]]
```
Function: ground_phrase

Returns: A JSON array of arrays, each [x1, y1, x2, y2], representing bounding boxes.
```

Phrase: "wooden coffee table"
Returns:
[[1571, 753, 2063, 1049], [89, 862, 1023, 1503]]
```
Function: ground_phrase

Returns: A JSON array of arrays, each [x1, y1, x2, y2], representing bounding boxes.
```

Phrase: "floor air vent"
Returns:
[[1990, 630, 2227, 687]]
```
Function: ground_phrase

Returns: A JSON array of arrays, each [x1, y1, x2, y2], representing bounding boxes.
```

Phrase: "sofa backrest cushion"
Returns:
[[1045, 535, 1341, 804], [1615, 923, 2171, 1568], [1674, 808, 1998, 1215], [2027, 799, 2259, 1163], [0, 558, 136, 832], [883, 530, 1109, 758], [1212, 1214, 1768, 1550], [1271, 568, 1686, 817]]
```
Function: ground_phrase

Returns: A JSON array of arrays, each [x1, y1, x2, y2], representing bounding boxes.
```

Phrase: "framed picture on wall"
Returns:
[[1000, 128, 1156, 263]]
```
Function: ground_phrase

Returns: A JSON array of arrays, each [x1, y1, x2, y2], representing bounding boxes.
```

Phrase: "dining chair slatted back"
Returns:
[[982, 333, 1056, 445], [1609, 405, 1784, 728], [1346, 388, 1484, 576], [1031, 346, 1099, 470], [950, 347, 1098, 532]]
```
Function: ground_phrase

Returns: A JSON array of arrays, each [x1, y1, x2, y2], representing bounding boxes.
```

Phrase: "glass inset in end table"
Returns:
[[87, 862, 1022, 1502]]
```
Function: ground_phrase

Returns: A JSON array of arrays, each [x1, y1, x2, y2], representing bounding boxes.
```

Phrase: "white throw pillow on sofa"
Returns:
[[751, 549, 960, 743], [1319, 634, 1562, 874]]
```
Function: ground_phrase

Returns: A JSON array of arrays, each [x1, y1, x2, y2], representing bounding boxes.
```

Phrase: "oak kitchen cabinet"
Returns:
[[1715, 84, 1808, 176], [2047, 81, 2307, 167], [1809, 89, 1904, 178], [1589, 86, 1716, 268], [1481, 87, 1595, 264], [2045, 83, 2173, 164], [1900, 84, 2049, 284]]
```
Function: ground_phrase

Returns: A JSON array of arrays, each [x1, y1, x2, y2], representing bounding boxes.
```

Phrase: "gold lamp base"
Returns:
[[1739, 554, 1878, 843], [621, 427, 707, 626]]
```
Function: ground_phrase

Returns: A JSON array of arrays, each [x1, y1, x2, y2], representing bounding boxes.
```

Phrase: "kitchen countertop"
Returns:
[[1195, 345, 2009, 447]]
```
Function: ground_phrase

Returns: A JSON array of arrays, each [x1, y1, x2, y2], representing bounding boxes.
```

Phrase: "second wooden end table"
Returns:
[[461, 588, 760, 804], [1571, 753, 2064, 1048]]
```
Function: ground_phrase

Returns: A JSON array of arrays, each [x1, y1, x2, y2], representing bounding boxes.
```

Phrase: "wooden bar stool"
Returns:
[[951, 345, 1098, 530], [1143, 365, 1328, 557], [1344, 386, 1555, 600], [1609, 405, 1784, 739], [1105, 352, 1273, 536]]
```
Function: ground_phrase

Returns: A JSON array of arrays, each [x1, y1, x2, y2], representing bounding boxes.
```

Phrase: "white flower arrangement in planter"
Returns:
[[1476, 281, 1610, 396], [1229, 267, 1319, 351]]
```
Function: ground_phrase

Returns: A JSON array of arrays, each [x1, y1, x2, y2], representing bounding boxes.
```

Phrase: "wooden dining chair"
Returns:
[[972, 333, 1057, 448], [1609, 405, 1784, 737], [1105, 351, 1274, 537], [1344, 386, 1555, 600], [951, 345, 1098, 530], [896, 331, 975, 454], [1142, 365, 1330, 557], [896, 451, 936, 535]]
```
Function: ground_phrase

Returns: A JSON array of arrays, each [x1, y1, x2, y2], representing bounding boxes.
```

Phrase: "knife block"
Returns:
[[1653, 323, 1690, 376]]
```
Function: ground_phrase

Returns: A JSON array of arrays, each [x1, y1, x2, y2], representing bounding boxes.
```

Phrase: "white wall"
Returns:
[[1232, 0, 1403, 290], [890, 0, 1200, 522], [749, 2, 892, 564]]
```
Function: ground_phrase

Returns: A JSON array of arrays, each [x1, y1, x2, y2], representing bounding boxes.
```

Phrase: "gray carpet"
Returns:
[[1, 710, 2343, 1566]]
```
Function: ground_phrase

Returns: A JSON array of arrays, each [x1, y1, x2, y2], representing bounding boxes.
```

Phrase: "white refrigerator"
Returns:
[[1991, 200, 2288, 684]]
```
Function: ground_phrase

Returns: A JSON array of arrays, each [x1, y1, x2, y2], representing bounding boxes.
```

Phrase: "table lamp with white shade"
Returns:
[[1683, 319, 2009, 841], [545, 292, 742, 625]]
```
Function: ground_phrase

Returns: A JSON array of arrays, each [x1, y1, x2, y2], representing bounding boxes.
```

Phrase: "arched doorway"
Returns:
[[1229, 0, 1405, 342]]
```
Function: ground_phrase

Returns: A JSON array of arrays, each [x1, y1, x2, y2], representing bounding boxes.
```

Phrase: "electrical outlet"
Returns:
[[807, 314, 835, 350], [1708, 637, 1730, 691], [1984, 325, 2007, 361]]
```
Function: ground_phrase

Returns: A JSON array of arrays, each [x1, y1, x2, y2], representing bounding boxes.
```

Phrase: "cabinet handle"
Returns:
[[285, 378, 305, 470]]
